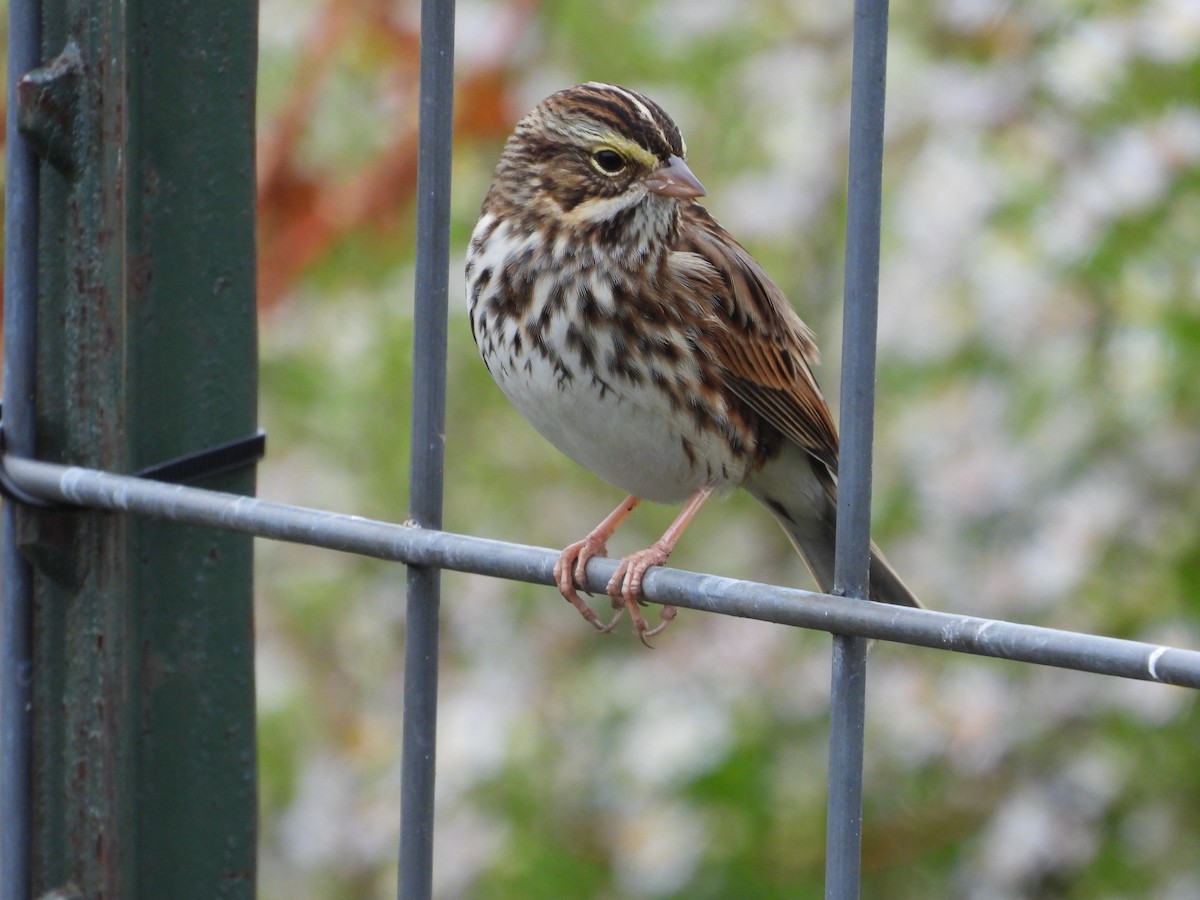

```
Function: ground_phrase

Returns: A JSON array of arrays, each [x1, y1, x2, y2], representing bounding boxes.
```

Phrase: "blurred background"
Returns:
[[156, 0, 1200, 895], [253, 0, 1200, 897]]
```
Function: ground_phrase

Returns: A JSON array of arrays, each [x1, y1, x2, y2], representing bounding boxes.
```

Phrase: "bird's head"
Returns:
[[484, 82, 706, 247]]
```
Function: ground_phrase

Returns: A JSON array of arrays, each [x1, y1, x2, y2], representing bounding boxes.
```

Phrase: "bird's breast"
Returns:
[[489, 345, 747, 503], [467, 224, 755, 502]]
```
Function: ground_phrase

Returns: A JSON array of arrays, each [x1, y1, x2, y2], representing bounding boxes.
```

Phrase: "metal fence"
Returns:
[[3, 0, 1200, 898]]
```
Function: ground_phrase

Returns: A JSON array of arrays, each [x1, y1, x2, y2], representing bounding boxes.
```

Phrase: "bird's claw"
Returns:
[[605, 544, 676, 647], [554, 536, 609, 631], [554, 536, 679, 645], [597, 605, 625, 633], [635, 605, 678, 648]]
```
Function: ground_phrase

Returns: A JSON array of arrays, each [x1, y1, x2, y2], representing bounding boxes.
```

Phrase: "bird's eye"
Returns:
[[591, 149, 626, 175]]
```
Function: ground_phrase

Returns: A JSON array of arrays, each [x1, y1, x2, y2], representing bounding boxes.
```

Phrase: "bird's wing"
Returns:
[[671, 204, 841, 472]]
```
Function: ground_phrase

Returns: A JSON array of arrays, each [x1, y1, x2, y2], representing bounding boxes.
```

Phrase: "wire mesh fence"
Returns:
[[4, 0, 1200, 899]]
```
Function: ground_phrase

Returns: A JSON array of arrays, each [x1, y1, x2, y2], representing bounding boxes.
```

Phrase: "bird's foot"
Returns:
[[607, 543, 678, 648], [553, 534, 610, 632]]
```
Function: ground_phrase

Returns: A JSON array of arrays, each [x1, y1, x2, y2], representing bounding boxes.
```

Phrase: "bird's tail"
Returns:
[[780, 524, 923, 608], [746, 452, 922, 608]]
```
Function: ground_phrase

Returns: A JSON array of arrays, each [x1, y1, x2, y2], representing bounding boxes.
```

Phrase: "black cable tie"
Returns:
[[134, 431, 267, 484], [0, 403, 267, 508]]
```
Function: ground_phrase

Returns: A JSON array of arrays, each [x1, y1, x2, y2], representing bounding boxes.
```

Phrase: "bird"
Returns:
[[466, 82, 920, 646]]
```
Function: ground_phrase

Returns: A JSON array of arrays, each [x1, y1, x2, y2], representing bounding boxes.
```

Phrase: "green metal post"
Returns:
[[17, 1, 259, 897]]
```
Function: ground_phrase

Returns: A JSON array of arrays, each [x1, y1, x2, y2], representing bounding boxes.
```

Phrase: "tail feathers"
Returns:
[[757, 498, 922, 608], [745, 447, 922, 608], [866, 541, 922, 608]]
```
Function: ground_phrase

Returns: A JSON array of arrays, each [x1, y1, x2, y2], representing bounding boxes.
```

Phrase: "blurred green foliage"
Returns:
[[255, 1, 1200, 897]]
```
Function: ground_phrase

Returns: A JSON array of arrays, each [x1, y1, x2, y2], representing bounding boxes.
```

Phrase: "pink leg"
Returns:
[[608, 484, 715, 647], [554, 496, 641, 631]]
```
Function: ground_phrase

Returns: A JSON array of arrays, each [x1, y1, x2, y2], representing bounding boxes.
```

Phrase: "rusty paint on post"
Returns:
[[25, 2, 259, 897]]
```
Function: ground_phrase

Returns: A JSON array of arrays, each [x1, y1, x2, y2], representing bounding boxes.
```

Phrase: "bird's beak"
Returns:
[[645, 155, 706, 199]]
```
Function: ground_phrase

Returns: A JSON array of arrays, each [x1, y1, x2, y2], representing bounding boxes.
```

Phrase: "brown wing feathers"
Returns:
[[673, 205, 841, 472]]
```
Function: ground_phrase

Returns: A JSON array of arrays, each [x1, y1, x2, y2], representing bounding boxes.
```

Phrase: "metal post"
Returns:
[[1, 0, 42, 895], [21, 1, 260, 896], [827, 0, 891, 896], [399, 0, 455, 896]]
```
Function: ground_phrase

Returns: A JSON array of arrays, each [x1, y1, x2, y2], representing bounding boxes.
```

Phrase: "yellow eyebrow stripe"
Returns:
[[597, 134, 659, 170]]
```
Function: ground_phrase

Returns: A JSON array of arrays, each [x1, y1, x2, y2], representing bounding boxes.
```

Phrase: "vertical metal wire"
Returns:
[[398, 0, 455, 897], [1, 0, 40, 896], [826, 0, 890, 896]]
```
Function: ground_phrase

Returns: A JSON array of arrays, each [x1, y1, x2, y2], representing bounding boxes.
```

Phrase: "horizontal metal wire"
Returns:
[[6, 454, 1199, 689]]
